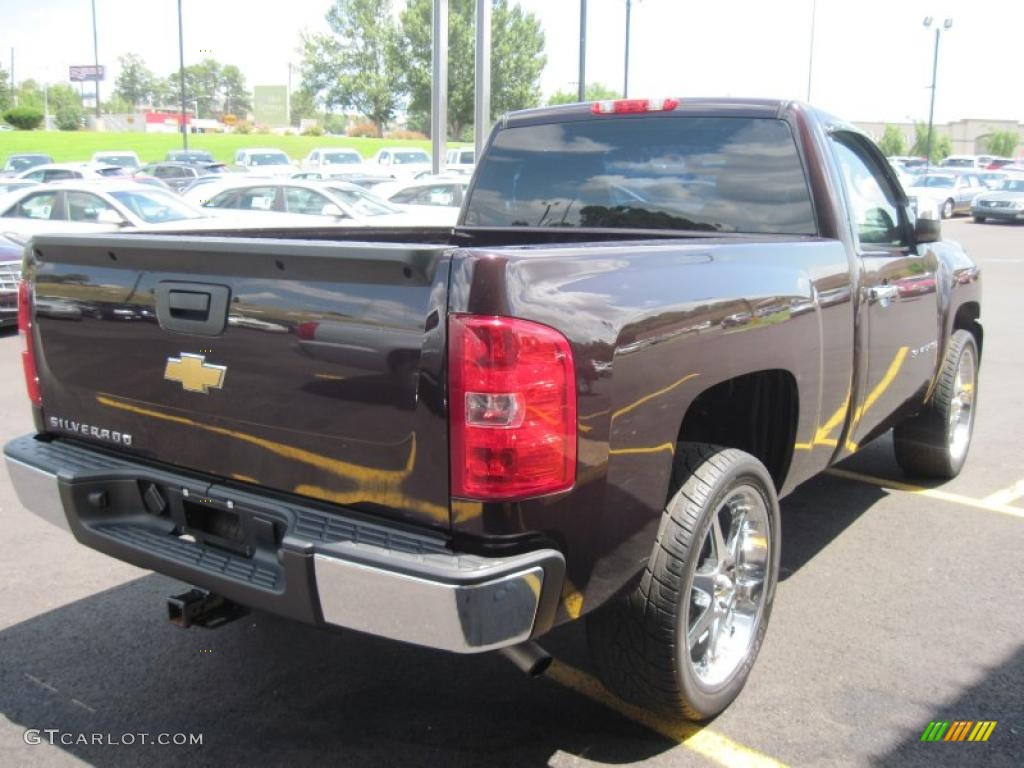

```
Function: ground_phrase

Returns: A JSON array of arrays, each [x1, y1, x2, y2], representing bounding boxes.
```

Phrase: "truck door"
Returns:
[[829, 132, 940, 453]]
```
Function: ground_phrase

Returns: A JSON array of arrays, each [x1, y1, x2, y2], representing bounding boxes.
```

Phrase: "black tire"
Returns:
[[972, 215, 986, 224], [942, 199, 955, 219], [586, 444, 781, 720], [894, 330, 979, 479]]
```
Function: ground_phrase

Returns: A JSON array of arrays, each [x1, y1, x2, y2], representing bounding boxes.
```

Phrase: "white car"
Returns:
[[91, 151, 142, 170], [905, 172, 989, 219], [939, 155, 990, 171], [232, 148, 297, 176], [301, 148, 364, 171], [313, 180, 458, 226], [445, 147, 475, 174], [16, 162, 127, 182], [373, 176, 469, 210], [367, 147, 432, 178], [194, 179, 447, 226], [0, 181, 317, 238]]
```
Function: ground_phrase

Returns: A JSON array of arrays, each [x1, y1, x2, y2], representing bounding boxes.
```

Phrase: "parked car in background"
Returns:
[[313, 180, 459, 225], [905, 171, 988, 218], [0, 182, 212, 238], [374, 176, 469, 209], [978, 171, 1011, 190], [445, 147, 475, 174], [985, 157, 1015, 170], [16, 163, 126, 182], [367, 147, 432, 178], [232, 148, 296, 175], [137, 161, 228, 192], [166, 149, 216, 164], [2, 153, 54, 177], [887, 155, 926, 170], [196, 179, 436, 225], [91, 151, 142, 171], [940, 155, 987, 170], [0, 233, 23, 326], [971, 176, 1024, 223], [301, 148, 364, 171]]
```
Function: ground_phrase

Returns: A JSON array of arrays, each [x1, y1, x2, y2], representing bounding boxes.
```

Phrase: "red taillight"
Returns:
[[449, 314, 576, 501], [591, 97, 679, 115], [18, 280, 41, 407], [296, 321, 319, 340]]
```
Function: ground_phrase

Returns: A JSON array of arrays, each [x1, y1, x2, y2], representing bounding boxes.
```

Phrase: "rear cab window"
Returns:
[[463, 115, 816, 234]]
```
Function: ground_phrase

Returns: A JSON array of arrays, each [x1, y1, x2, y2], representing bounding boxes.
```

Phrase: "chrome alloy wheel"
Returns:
[[947, 344, 977, 463], [686, 486, 771, 688]]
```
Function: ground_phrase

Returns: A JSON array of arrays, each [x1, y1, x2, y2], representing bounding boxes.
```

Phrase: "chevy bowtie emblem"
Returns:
[[164, 353, 227, 394]]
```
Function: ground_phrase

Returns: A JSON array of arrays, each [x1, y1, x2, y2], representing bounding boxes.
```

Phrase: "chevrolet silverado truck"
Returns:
[[4, 98, 982, 720]]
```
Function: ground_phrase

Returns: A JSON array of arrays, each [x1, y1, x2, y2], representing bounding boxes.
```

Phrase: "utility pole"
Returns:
[[178, 0, 188, 150], [91, 0, 101, 119], [623, 0, 631, 98], [9, 49, 14, 107], [474, 0, 491, 159], [578, 0, 587, 101], [431, 0, 448, 175], [806, 0, 816, 102], [923, 17, 952, 171]]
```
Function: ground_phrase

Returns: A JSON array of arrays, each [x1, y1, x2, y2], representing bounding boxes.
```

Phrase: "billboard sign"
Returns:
[[253, 85, 288, 127], [70, 65, 105, 82]]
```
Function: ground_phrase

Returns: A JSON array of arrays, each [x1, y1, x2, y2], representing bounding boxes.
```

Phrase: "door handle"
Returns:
[[156, 282, 230, 336]]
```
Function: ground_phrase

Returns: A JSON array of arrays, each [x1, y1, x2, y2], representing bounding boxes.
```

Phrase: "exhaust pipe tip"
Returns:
[[499, 641, 552, 677]]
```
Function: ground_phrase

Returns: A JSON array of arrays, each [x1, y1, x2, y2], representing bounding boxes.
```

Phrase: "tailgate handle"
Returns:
[[156, 282, 230, 336]]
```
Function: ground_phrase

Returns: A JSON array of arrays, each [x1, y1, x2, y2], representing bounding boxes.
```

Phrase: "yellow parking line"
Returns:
[[825, 469, 1024, 520], [981, 479, 1024, 507], [546, 660, 789, 768]]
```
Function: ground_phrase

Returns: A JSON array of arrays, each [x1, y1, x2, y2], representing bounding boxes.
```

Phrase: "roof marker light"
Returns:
[[591, 98, 679, 115]]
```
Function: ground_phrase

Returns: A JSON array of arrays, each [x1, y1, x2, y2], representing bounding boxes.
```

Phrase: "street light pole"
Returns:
[[431, 0, 448, 175], [178, 0, 188, 150], [578, 0, 587, 101], [623, 0, 631, 98], [923, 17, 952, 171], [806, 0, 816, 102], [474, 0, 491, 159], [90, 0, 101, 119]]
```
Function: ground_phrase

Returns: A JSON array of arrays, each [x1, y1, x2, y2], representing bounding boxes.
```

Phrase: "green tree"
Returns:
[[984, 130, 1019, 158], [547, 82, 619, 106], [911, 121, 952, 164], [220, 64, 251, 116], [877, 124, 908, 157], [300, 0, 403, 136], [55, 105, 84, 130], [114, 53, 156, 109], [183, 59, 223, 119], [3, 106, 44, 129], [290, 86, 318, 128], [14, 80, 44, 111], [48, 84, 82, 113], [397, 0, 546, 140], [0, 66, 11, 112]]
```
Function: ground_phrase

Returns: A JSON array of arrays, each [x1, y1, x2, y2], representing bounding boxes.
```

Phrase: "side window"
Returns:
[[44, 169, 77, 181], [237, 187, 278, 211], [284, 187, 332, 215], [379, 151, 391, 165], [413, 185, 455, 206], [830, 136, 908, 248], [206, 190, 237, 208], [22, 170, 45, 182], [4, 190, 59, 219], [66, 191, 117, 222]]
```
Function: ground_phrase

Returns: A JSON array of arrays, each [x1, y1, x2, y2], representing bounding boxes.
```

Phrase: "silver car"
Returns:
[[971, 176, 1024, 223], [905, 172, 989, 219]]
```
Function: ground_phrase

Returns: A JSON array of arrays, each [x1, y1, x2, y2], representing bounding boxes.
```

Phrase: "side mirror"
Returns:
[[320, 203, 344, 217], [96, 209, 128, 226], [913, 200, 942, 244]]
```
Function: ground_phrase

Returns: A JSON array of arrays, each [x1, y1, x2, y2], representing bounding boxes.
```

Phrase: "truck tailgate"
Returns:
[[28, 233, 453, 531]]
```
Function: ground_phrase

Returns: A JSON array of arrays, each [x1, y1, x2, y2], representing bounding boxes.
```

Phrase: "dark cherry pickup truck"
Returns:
[[5, 98, 982, 720]]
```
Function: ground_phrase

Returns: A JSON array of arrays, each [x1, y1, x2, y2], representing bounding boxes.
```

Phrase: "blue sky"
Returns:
[[1, 0, 1020, 124]]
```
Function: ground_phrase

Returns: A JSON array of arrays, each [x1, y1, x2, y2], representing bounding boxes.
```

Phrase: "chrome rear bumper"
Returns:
[[4, 434, 564, 653]]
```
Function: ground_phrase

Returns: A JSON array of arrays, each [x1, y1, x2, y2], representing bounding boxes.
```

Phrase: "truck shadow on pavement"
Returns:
[[0, 573, 676, 767]]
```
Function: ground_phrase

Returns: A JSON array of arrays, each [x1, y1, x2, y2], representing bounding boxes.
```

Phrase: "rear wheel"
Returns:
[[942, 199, 955, 219], [586, 444, 780, 720], [894, 330, 978, 478]]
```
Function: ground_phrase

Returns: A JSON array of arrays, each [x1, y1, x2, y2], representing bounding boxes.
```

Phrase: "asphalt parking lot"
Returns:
[[0, 219, 1021, 767]]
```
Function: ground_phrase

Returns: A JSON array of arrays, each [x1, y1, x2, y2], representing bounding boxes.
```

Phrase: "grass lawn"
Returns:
[[0, 131, 465, 165]]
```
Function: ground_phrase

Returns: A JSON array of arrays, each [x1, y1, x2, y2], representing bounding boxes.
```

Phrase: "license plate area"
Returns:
[[181, 497, 251, 557]]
